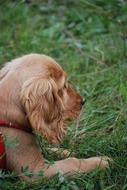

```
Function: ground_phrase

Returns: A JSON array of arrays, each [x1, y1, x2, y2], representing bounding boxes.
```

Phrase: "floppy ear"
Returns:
[[20, 76, 66, 144]]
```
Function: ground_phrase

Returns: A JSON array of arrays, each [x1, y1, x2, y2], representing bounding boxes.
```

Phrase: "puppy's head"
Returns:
[[21, 54, 84, 144]]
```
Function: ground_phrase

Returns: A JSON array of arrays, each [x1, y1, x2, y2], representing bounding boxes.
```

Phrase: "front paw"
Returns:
[[94, 156, 112, 169]]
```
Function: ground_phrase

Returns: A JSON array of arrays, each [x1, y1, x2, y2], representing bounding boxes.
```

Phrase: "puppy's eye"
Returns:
[[64, 82, 68, 89]]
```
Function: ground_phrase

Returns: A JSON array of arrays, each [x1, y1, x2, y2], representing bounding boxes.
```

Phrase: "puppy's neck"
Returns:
[[0, 74, 30, 131]]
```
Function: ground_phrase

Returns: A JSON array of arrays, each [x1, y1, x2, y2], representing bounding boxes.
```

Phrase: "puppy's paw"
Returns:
[[96, 156, 112, 169], [48, 148, 71, 158]]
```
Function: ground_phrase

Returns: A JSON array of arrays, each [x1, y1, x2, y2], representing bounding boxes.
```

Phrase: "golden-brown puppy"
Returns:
[[0, 54, 110, 181]]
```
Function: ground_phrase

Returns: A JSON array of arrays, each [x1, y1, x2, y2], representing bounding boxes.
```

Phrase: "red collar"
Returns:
[[0, 119, 30, 132], [0, 119, 22, 129]]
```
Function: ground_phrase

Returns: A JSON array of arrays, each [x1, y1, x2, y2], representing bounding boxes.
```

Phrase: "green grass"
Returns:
[[0, 0, 127, 189]]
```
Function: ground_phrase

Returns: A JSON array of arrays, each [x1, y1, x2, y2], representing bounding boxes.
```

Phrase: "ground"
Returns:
[[0, 0, 127, 189]]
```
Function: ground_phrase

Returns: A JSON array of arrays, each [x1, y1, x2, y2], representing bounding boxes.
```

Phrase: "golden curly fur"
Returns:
[[0, 53, 83, 143], [0, 54, 110, 181]]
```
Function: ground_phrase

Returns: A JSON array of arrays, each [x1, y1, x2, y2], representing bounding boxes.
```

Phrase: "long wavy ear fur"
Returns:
[[20, 76, 66, 144]]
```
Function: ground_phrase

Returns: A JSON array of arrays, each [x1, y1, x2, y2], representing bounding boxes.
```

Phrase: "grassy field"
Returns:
[[0, 0, 127, 189]]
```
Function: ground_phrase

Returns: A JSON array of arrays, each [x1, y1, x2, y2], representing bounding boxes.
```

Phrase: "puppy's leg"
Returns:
[[1, 128, 110, 182], [35, 156, 110, 178], [0, 127, 45, 178]]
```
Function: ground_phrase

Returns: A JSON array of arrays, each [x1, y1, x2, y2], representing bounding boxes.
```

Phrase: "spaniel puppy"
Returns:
[[0, 54, 110, 181]]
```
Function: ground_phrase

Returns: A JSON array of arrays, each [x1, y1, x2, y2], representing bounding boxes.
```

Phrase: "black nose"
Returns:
[[81, 98, 86, 105]]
